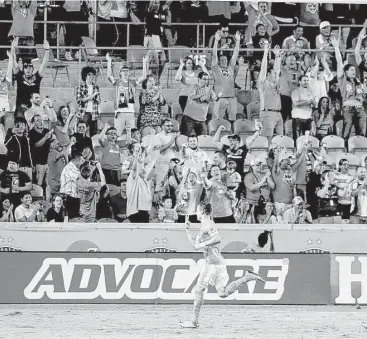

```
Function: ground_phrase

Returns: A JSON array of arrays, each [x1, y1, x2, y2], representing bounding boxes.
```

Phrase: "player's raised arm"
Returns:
[[185, 220, 197, 248]]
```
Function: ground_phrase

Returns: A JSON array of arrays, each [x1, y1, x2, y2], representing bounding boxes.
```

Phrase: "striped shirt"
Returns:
[[60, 161, 80, 198]]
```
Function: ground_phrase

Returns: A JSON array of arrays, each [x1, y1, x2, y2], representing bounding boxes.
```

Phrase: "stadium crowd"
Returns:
[[0, 1, 367, 224]]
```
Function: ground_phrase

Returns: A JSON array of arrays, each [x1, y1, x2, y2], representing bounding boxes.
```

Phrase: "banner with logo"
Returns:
[[0, 223, 366, 253], [331, 255, 367, 305], [0, 253, 330, 304]]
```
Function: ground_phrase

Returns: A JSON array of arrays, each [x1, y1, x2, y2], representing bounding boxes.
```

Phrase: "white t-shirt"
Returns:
[[14, 204, 36, 222], [291, 87, 313, 119], [153, 132, 176, 163]]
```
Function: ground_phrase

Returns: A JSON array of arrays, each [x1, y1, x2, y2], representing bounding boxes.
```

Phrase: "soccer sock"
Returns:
[[223, 273, 254, 297], [192, 290, 204, 325]]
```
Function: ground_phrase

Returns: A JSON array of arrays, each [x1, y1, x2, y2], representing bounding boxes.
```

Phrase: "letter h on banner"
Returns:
[[335, 256, 367, 304]]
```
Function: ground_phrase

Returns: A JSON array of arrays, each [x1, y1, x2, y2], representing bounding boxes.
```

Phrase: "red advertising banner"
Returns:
[[331, 255, 367, 305], [0, 223, 366, 253], [0, 253, 330, 304]]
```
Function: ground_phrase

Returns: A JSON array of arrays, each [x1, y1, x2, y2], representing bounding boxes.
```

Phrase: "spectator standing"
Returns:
[[244, 158, 274, 217], [144, 0, 167, 76], [63, 0, 91, 61], [98, 123, 123, 186], [212, 30, 241, 123], [311, 97, 335, 140], [14, 192, 45, 222], [54, 106, 78, 147], [106, 54, 147, 136], [12, 38, 50, 108], [234, 196, 255, 224], [28, 114, 53, 187], [316, 170, 340, 223], [138, 75, 166, 131], [213, 125, 261, 177], [208, 21, 236, 59], [78, 162, 106, 223], [257, 43, 283, 144], [0, 159, 32, 207], [332, 35, 366, 139], [60, 152, 85, 220], [175, 57, 208, 113], [334, 158, 354, 221], [8, 0, 37, 57], [307, 159, 327, 219], [250, 2, 279, 39], [328, 77, 343, 124], [291, 75, 316, 141], [299, 3, 320, 45], [350, 166, 367, 224], [96, 0, 114, 52], [126, 148, 154, 223], [24, 93, 57, 130], [354, 25, 367, 84], [180, 72, 218, 137], [46, 194, 67, 223], [71, 120, 94, 159], [279, 53, 300, 122], [201, 165, 236, 223], [110, 178, 128, 222], [282, 26, 310, 50], [5, 117, 33, 179], [176, 171, 203, 223], [152, 119, 179, 192], [96, 185, 114, 220], [272, 148, 305, 216], [76, 66, 101, 137], [0, 45, 13, 115], [47, 138, 73, 197], [158, 196, 178, 223], [181, 134, 209, 180]]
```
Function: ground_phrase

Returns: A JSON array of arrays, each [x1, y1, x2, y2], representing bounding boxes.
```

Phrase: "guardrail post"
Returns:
[[56, 23, 60, 60], [196, 23, 199, 51]]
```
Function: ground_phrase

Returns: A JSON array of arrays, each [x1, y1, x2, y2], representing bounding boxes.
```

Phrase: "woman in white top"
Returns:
[[175, 56, 208, 112]]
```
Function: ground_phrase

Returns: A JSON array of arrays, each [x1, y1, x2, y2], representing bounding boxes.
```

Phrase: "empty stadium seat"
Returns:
[[335, 120, 356, 138], [348, 136, 367, 158], [198, 135, 217, 158], [271, 135, 295, 152], [31, 184, 43, 200], [127, 45, 147, 78], [336, 153, 360, 175], [296, 135, 320, 152], [208, 118, 232, 136], [321, 135, 345, 165], [176, 134, 188, 148], [233, 119, 255, 142], [168, 118, 180, 132], [284, 119, 293, 138], [246, 101, 260, 121], [248, 136, 269, 158]]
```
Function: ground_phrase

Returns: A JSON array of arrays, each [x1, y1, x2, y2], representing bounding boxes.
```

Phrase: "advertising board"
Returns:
[[0, 253, 330, 304]]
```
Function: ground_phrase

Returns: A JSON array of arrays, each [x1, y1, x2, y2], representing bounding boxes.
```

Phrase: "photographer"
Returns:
[[14, 192, 45, 222], [283, 196, 313, 224], [77, 161, 106, 223]]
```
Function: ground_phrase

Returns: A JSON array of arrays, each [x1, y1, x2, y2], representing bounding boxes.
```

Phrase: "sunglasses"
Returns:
[[221, 30, 229, 33]]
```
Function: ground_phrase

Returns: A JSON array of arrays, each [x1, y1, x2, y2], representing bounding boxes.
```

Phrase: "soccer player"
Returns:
[[180, 202, 265, 329]]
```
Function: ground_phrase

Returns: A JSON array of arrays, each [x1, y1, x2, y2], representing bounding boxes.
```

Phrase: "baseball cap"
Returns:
[[319, 21, 330, 30], [250, 158, 263, 167], [228, 134, 241, 141], [293, 196, 304, 205]]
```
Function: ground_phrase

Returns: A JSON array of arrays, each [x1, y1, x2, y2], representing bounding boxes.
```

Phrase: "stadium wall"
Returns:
[[0, 223, 367, 253], [0, 251, 365, 305]]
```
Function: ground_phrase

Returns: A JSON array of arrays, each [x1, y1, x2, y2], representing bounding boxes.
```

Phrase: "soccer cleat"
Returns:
[[179, 320, 199, 329], [245, 270, 265, 283]]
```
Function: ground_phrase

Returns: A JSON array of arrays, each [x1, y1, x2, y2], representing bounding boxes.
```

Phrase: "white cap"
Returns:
[[319, 21, 330, 30]]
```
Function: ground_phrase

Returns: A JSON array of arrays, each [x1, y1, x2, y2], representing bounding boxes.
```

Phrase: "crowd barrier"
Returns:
[[0, 252, 364, 305], [0, 223, 367, 253]]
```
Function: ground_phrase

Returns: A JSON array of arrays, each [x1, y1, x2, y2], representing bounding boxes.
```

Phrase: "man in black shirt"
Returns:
[[0, 159, 32, 207], [28, 114, 53, 186], [213, 124, 262, 175], [11, 38, 50, 108], [4, 117, 33, 179], [71, 120, 94, 159]]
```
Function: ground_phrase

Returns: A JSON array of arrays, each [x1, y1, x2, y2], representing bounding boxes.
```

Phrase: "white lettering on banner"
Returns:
[[335, 256, 367, 304], [24, 258, 289, 301]]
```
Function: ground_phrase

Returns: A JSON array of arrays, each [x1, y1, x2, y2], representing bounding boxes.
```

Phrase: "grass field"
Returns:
[[0, 305, 366, 339]]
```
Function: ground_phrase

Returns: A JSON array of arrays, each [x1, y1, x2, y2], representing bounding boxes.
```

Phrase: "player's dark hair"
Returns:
[[199, 201, 212, 215], [258, 231, 269, 248]]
